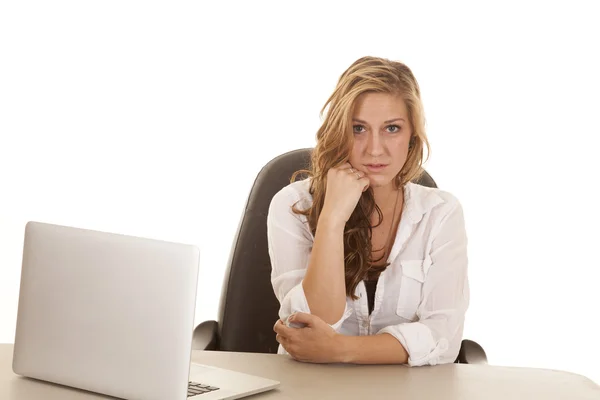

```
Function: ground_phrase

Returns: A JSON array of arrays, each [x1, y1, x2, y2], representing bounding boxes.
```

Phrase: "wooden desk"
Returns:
[[1, 344, 599, 399]]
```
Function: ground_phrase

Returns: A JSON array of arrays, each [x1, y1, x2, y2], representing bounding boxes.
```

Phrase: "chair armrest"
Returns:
[[457, 339, 488, 364], [192, 320, 219, 350]]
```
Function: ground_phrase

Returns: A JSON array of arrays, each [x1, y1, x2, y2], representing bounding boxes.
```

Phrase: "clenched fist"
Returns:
[[321, 163, 370, 225]]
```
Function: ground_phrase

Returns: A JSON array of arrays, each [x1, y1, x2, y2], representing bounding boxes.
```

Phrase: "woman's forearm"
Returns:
[[336, 333, 409, 364], [302, 215, 347, 324]]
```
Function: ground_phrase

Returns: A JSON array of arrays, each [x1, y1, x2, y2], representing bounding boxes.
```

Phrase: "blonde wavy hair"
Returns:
[[292, 56, 431, 299]]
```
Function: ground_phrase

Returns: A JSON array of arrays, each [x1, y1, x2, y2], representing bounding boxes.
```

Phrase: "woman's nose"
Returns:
[[366, 132, 384, 156]]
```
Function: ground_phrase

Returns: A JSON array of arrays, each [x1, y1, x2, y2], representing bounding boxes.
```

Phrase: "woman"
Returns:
[[268, 56, 469, 366]]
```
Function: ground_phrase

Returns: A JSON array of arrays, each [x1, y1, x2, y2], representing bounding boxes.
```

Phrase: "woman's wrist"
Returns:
[[317, 212, 346, 233], [333, 334, 354, 363]]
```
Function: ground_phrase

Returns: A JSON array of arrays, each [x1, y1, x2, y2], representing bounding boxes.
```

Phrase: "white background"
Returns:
[[1, 0, 599, 384]]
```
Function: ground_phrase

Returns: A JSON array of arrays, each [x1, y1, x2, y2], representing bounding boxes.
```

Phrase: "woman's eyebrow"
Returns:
[[352, 118, 406, 124], [384, 118, 406, 123]]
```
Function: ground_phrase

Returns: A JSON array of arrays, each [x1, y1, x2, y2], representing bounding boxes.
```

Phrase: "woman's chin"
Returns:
[[368, 175, 394, 188]]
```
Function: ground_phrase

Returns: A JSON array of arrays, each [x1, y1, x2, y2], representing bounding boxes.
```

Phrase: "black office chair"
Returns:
[[193, 148, 487, 365]]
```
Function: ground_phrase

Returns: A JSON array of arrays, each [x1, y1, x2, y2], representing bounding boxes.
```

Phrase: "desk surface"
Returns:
[[1, 343, 599, 400]]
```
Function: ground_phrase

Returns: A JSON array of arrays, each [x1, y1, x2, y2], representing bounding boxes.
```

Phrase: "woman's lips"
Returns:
[[365, 164, 388, 172]]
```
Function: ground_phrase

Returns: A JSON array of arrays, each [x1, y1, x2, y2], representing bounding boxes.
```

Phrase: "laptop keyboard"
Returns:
[[188, 381, 220, 397]]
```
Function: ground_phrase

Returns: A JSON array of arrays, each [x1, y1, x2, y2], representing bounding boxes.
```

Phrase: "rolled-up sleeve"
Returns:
[[377, 200, 470, 366], [267, 187, 352, 331]]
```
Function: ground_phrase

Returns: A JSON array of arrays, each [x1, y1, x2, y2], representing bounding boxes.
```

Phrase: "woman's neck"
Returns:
[[371, 184, 403, 225], [372, 184, 399, 210]]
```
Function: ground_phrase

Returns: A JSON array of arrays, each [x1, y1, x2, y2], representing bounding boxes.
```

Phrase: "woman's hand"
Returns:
[[273, 312, 344, 363], [321, 163, 370, 226]]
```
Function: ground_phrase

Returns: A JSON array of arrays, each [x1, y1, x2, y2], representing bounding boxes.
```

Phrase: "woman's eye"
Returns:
[[353, 125, 365, 134], [387, 125, 401, 133]]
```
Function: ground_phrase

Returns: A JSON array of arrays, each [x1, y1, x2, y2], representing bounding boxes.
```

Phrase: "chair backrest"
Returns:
[[216, 148, 437, 353]]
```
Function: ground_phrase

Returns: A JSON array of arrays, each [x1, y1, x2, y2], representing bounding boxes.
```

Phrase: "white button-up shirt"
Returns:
[[267, 178, 469, 366]]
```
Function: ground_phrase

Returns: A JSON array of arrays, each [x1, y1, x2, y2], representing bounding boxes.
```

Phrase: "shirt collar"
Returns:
[[402, 182, 445, 224]]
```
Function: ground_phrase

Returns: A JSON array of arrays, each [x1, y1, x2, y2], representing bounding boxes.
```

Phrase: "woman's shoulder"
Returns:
[[268, 177, 314, 215], [407, 181, 460, 202], [405, 181, 463, 219]]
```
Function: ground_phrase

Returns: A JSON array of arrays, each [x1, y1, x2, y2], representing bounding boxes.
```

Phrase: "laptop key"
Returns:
[[188, 381, 220, 397]]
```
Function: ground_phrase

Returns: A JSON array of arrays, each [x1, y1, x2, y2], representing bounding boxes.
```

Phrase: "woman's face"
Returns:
[[348, 92, 412, 189]]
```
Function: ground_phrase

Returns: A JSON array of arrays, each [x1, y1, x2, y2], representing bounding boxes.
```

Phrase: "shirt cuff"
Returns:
[[377, 322, 449, 366], [278, 281, 311, 321], [279, 281, 353, 331]]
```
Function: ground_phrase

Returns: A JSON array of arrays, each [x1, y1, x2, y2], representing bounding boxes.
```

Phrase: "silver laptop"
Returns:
[[12, 221, 280, 400]]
